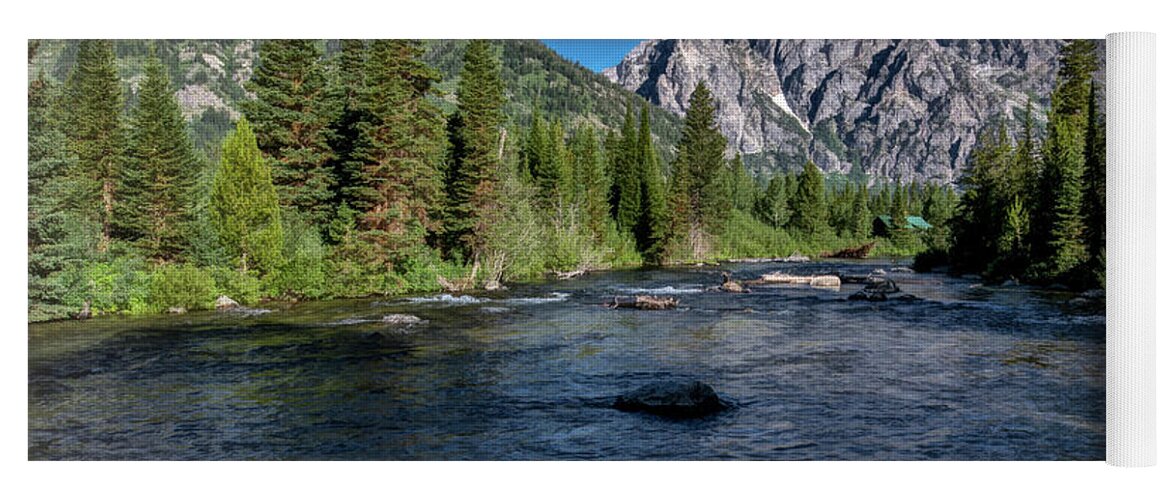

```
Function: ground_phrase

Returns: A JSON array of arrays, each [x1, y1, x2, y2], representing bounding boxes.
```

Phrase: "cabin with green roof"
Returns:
[[872, 215, 933, 237]]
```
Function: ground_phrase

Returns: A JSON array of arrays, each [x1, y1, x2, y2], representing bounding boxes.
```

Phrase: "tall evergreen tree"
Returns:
[[728, 153, 756, 212], [115, 48, 201, 263], [754, 173, 789, 230], [1029, 39, 1098, 281], [614, 104, 642, 234], [446, 39, 506, 259], [789, 160, 827, 237], [668, 82, 729, 257], [29, 68, 90, 321], [951, 121, 1015, 277], [64, 39, 125, 251], [243, 39, 336, 227], [352, 39, 447, 263], [1082, 83, 1107, 286], [210, 118, 284, 274], [326, 39, 371, 235], [636, 103, 668, 260], [570, 126, 612, 241], [851, 184, 871, 238]]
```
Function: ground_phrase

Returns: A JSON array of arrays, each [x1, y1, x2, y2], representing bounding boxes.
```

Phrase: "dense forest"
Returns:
[[27, 39, 1101, 322], [930, 40, 1107, 290]]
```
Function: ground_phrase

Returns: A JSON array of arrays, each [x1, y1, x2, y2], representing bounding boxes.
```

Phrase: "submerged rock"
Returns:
[[614, 381, 729, 418]]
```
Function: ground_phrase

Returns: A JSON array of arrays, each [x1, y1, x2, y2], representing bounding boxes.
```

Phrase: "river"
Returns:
[[28, 260, 1105, 460]]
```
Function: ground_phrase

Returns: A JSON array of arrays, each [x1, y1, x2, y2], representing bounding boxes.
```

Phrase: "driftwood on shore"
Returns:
[[821, 242, 876, 259], [438, 261, 481, 292], [554, 269, 586, 280], [604, 295, 678, 310], [727, 252, 811, 264]]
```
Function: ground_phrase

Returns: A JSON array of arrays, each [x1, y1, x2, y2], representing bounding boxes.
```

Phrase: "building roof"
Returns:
[[874, 215, 933, 230]]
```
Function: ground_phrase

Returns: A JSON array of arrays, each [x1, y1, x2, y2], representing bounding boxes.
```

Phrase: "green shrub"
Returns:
[[267, 212, 327, 299], [209, 266, 262, 305], [148, 264, 217, 312], [60, 256, 151, 315], [394, 246, 468, 294], [323, 238, 390, 298]]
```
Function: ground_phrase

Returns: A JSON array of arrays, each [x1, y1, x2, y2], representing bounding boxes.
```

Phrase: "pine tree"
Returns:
[[1029, 39, 1098, 282], [728, 153, 756, 212], [668, 82, 729, 257], [521, 111, 574, 208], [951, 122, 1009, 274], [327, 39, 371, 233], [115, 48, 201, 263], [570, 126, 612, 241], [446, 39, 506, 259], [754, 173, 789, 230], [1034, 113, 1089, 279], [548, 119, 572, 203], [29, 68, 91, 321], [1082, 83, 1106, 287], [790, 160, 827, 237], [243, 40, 336, 227], [64, 39, 125, 251], [636, 103, 668, 260], [352, 39, 447, 265], [210, 118, 284, 274], [614, 104, 642, 234], [851, 184, 871, 238]]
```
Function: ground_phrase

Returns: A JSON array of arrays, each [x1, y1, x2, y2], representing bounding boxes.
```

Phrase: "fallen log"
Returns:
[[808, 275, 842, 288], [604, 295, 678, 310], [821, 242, 876, 259], [744, 272, 841, 288]]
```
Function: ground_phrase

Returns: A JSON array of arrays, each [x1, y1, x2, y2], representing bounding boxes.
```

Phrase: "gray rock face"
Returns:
[[606, 39, 1081, 184], [614, 381, 729, 418]]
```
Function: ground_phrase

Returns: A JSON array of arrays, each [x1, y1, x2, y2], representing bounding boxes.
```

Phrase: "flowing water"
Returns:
[[28, 261, 1105, 460]]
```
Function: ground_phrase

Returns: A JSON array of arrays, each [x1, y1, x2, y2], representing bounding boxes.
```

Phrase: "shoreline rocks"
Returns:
[[215, 295, 240, 311]]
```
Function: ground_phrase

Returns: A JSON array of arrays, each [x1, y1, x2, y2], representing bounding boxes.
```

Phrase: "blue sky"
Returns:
[[541, 40, 643, 72]]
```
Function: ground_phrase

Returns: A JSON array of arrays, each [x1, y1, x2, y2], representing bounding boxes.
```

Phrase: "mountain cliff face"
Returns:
[[604, 39, 1071, 183]]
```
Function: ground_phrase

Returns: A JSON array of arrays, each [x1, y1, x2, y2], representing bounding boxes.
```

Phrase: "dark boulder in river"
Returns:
[[848, 277, 903, 302], [614, 381, 730, 418]]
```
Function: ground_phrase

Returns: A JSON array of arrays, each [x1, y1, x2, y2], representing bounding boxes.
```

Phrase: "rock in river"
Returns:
[[614, 381, 730, 418], [215, 295, 240, 310], [382, 314, 425, 325]]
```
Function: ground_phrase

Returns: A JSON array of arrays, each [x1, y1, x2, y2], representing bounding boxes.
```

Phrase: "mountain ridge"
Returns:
[[604, 39, 1088, 184]]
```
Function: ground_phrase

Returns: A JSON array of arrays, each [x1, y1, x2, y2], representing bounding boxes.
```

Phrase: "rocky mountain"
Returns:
[[29, 39, 258, 151], [604, 39, 1081, 184]]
